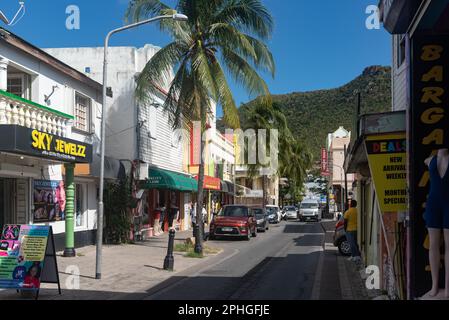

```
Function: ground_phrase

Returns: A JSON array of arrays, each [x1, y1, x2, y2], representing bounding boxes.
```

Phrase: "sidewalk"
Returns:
[[0, 229, 221, 300], [319, 220, 382, 300]]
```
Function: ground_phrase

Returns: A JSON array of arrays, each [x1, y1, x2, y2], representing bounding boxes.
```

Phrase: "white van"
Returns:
[[299, 199, 321, 222]]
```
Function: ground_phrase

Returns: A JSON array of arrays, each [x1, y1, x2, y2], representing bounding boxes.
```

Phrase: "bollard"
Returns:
[[194, 223, 203, 253], [163, 229, 176, 271]]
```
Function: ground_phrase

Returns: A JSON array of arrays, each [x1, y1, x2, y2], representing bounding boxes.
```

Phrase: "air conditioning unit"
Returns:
[[137, 162, 149, 181]]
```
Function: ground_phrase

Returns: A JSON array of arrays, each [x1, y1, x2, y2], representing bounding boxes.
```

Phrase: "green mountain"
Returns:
[[219, 65, 392, 161]]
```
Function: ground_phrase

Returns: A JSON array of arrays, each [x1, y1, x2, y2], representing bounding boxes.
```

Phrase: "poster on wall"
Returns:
[[33, 180, 66, 223], [365, 133, 407, 213], [0, 225, 48, 290]]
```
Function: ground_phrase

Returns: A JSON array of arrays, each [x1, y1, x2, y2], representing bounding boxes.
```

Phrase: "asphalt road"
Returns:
[[144, 220, 335, 300]]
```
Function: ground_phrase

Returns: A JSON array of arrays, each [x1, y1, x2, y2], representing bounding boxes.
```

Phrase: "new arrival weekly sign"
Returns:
[[365, 133, 407, 213]]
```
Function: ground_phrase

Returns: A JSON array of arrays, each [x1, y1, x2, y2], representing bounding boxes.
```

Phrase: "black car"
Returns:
[[253, 207, 269, 232]]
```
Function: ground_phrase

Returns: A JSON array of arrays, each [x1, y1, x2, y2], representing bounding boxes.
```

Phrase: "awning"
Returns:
[[222, 180, 235, 195], [195, 175, 221, 191], [144, 167, 198, 192], [221, 181, 229, 193], [90, 155, 127, 180]]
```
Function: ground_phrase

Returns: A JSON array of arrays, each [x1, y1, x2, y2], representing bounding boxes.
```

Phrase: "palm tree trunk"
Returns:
[[195, 102, 206, 254]]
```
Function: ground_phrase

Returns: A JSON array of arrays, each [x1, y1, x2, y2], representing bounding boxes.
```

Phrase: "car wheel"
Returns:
[[209, 234, 216, 241], [338, 238, 352, 256]]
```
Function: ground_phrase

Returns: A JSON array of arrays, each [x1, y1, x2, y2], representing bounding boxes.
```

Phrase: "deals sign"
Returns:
[[365, 133, 407, 213], [0, 225, 49, 290]]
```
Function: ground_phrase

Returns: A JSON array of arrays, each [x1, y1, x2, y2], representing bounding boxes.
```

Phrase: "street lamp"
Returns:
[[96, 13, 188, 280]]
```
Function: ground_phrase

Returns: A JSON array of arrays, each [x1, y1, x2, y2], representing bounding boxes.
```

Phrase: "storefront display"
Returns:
[[423, 149, 449, 298], [33, 180, 66, 223], [409, 33, 449, 298]]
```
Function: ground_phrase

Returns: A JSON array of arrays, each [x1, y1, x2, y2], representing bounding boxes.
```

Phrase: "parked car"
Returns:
[[298, 199, 321, 222], [333, 216, 351, 256], [253, 207, 269, 232], [283, 206, 298, 220], [266, 205, 281, 224], [209, 205, 257, 241]]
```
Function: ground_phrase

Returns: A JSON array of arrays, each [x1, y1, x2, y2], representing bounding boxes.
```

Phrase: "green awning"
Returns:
[[143, 167, 198, 192]]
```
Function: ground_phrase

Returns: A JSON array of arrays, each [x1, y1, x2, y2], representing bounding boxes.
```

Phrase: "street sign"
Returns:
[[320, 148, 330, 176]]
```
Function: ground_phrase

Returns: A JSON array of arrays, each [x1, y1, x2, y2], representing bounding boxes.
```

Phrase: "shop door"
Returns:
[[0, 179, 16, 229]]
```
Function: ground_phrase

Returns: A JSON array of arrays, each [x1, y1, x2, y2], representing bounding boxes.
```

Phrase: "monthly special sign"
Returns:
[[365, 133, 407, 213], [0, 225, 49, 290], [409, 33, 449, 298], [0, 125, 92, 163]]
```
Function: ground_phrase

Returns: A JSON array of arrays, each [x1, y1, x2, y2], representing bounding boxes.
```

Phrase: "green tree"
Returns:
[[126, 0, 275, 253], [241, 101, 312, 209]]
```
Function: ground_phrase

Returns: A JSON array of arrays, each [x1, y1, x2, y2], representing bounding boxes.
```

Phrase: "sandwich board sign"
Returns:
[[0, 224, 61, 299]]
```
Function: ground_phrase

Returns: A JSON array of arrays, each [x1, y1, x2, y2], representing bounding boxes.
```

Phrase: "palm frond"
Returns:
[[221, 49, 271, 103], [125, 0, 171, 22], [135, 41, 188, 104], [213, 0, 274, 40], [209, 59, 240, 129]]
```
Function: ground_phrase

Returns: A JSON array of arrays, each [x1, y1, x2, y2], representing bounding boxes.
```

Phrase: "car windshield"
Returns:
[[219, 206, 248, 217], [253, 209, 264, 217], [266, 207, 277, 214], [301, 203, 319, 209]]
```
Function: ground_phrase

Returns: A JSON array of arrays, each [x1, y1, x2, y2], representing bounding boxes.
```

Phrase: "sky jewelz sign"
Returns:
[[365, 134, 407, 213], [0, 125, 92, 163], [409, 34, 449, 298]]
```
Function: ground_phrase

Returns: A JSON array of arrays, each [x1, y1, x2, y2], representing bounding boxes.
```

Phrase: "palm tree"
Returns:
[[125, 0, 275, 253], [242, 101, 313, 209], [242, 101, 291, 210]]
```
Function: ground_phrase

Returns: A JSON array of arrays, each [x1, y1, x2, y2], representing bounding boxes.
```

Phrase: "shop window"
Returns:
[[7, 74, 31, 99], [74, 92, 91, 133], [148, 104, 158, 139], [75, 184, 86, 227]]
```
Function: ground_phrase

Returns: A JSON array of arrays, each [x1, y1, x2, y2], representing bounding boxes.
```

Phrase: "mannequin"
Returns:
[[424, 148, 449, 298]]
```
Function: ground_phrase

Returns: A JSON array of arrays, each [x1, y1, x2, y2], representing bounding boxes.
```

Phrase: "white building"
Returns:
[[0, 28, 103, 254], [46, 45, 197, 235], [327, 126, 355, 212]]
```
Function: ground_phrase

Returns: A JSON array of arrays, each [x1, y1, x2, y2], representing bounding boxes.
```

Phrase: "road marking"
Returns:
[[193, 249, 240, 277], [228, 233, 302, 300], [310, 237, 325, 300], [143, 248, 241, 300]]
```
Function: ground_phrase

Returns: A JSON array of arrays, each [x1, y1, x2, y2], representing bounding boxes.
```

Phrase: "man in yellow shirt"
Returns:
[[344, 199, 361, 261]]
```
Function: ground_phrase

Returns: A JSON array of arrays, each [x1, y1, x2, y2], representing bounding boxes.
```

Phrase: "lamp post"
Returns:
[[96, 13, 188, 280]]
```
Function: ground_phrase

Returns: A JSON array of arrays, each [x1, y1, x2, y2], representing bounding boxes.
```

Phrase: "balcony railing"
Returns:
[[0, 90, 73, 137]]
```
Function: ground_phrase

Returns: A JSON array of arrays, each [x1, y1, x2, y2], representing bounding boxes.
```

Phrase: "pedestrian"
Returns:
[[344, 199, 361, 262], [202, 204, 208, 225], [190, 202, 197, 228]]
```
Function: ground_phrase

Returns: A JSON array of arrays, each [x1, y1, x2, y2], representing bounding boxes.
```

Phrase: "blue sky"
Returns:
[[1, 0, 391, 112]]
